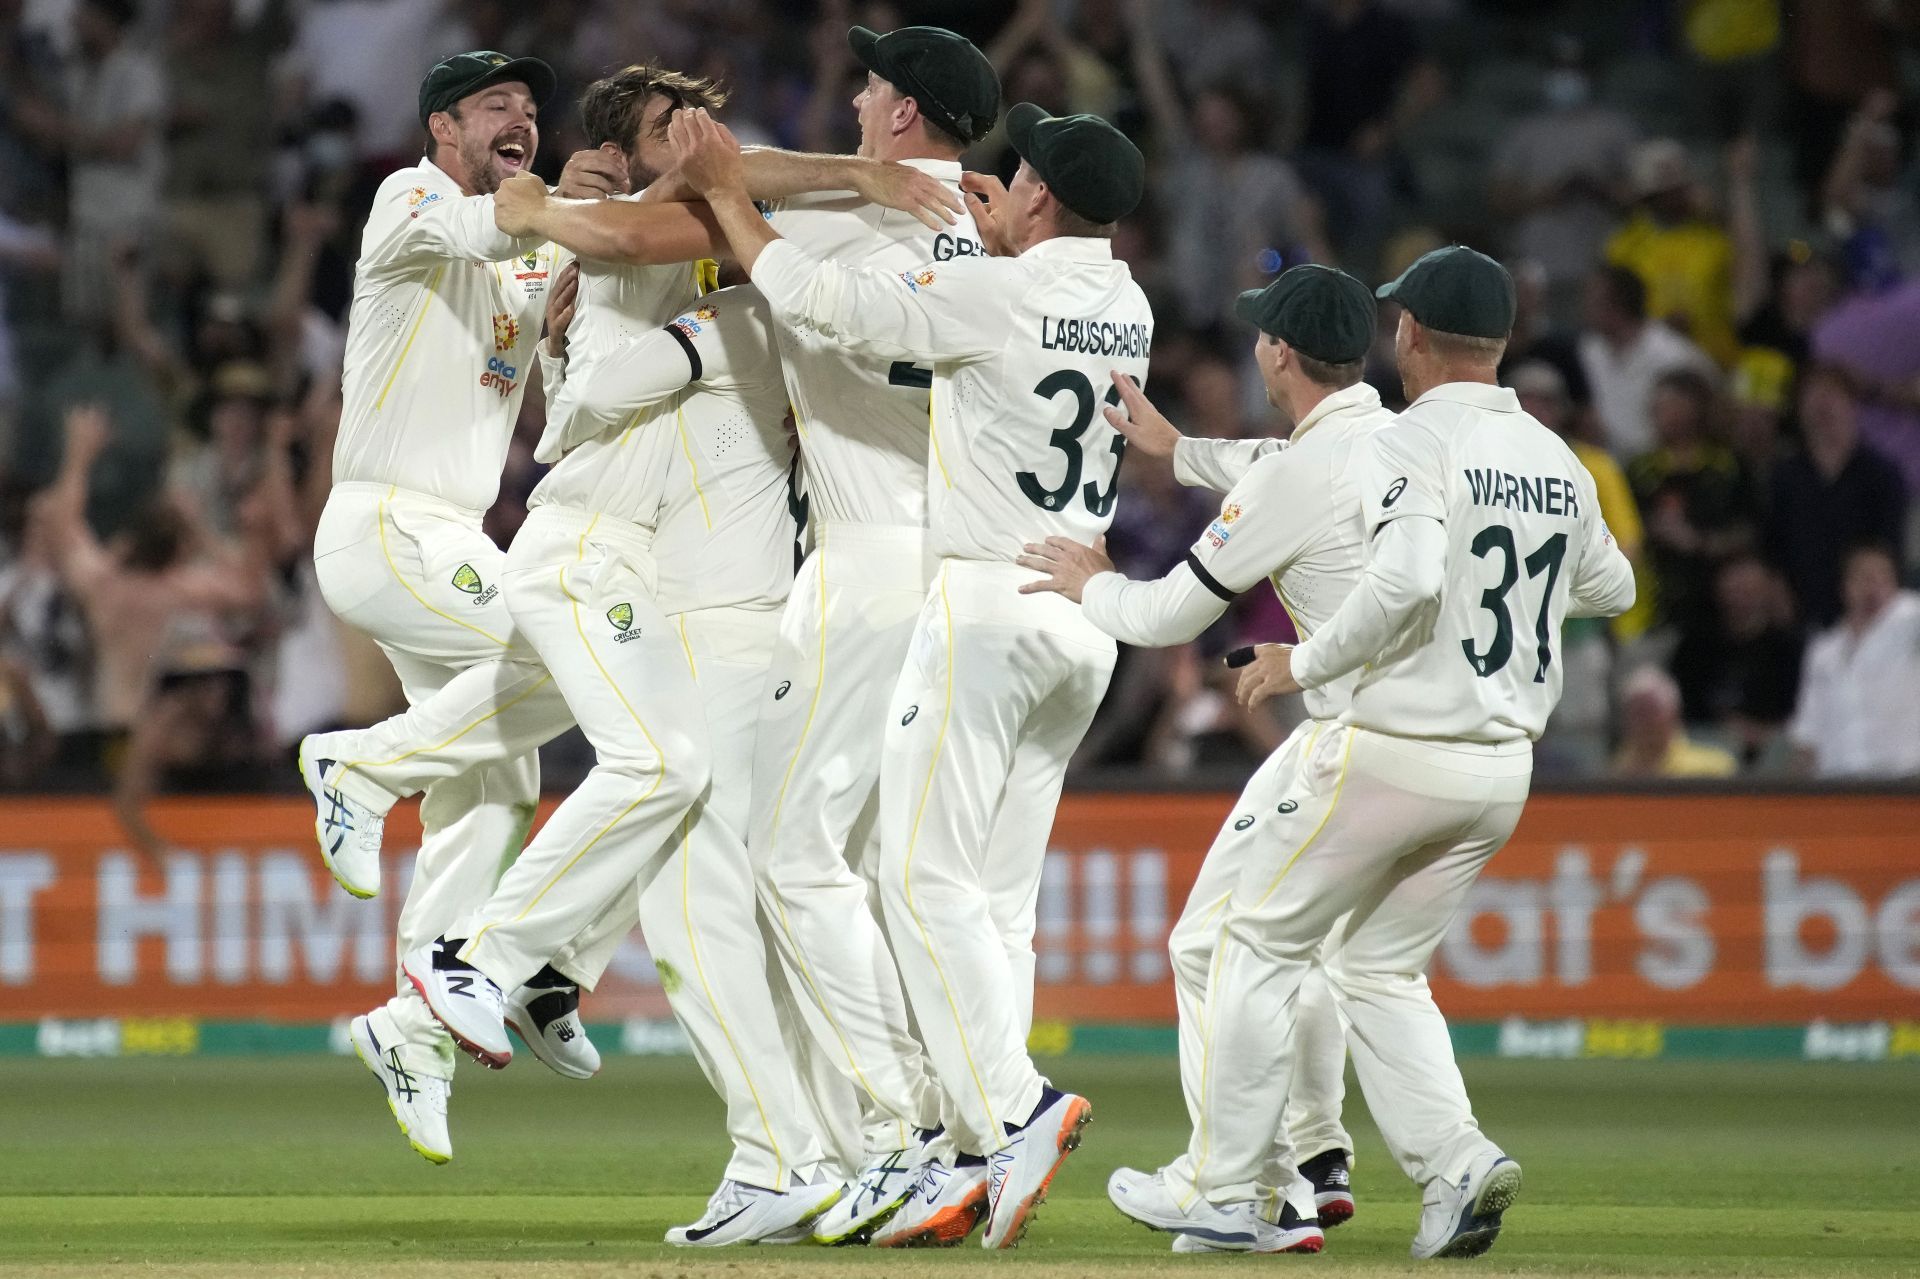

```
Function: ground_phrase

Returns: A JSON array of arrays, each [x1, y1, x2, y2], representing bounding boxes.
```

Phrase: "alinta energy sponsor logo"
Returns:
[[479, 355, 519, 398]]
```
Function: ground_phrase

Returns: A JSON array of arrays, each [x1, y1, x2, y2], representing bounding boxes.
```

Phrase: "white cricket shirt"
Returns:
[[761, 159, 986, 531], [752, 234, 1153, 565], [1292, 382, 1636, 743], [1081, 382, 1393, 722], [335, 158, 551, 512]]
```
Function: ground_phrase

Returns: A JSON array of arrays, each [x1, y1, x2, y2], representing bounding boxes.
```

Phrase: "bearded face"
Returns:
[[444, 82, 538, 195]]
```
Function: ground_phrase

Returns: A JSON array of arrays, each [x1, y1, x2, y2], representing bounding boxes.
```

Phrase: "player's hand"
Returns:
[[960, 171, 1015, 256], [544, 260, 580, 355], [1016, 535, 1113, 603], [1102, 372, 1180, 459], [669, 108, 745, 196], [853, 160, 963, 231], [1234, 643, 1301, 709], [494, 170, 549, 236], [555, 145, 630, 200]]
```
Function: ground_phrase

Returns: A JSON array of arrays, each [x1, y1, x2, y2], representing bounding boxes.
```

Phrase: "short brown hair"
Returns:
[[1295, 351, 1366, 388], [580, 64, 728, 151], [1424, 327, 1507, 362]]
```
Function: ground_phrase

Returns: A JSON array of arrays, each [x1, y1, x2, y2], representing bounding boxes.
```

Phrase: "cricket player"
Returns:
[[477, 26, 1005, 1245], [671, 98, 1152, 1249], [1118, 246, 1634, 1260], [299, 50, 590, 1164], [1019, 264, 1390, 1253]]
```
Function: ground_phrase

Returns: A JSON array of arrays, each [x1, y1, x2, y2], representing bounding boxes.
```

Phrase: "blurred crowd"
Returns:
[[0, 0, 1918, 816]]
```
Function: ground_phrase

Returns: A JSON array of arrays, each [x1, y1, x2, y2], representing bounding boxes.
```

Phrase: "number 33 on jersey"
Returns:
[[1349, 384, 1635, 744]]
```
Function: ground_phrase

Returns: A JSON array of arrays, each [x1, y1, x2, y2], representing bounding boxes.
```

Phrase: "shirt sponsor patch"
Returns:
[[492, 313, 521, 351], [1204, 518, 1233, 548], [898, 269, 936, 292]]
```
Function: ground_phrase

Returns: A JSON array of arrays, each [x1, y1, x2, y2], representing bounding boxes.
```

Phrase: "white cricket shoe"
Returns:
[[1411, 1150, 1522, 1259], [504, 965, 599, 1079], [1109, 1167, 1324, 1253], [349, 1008, 451, 1165], [872, 1157, 991, 1248], [809, 1139, 929, 1244], [665, 1177, 844, 1247], [981, 1086, 1091, 1249], [401, 939, 512, 1069], [297, 734, 384, 899]]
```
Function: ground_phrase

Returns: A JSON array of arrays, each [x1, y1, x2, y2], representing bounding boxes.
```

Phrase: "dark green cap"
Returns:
[[1375, 245, 1515, 339], [1233, 264, 1376, 364], [849, 25, 1000, 144], [418, 50, 556, 128], [1006, 102, 1144, 225]]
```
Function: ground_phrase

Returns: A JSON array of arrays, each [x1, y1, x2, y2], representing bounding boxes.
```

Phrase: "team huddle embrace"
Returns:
[[296, 25, 1632, 1260]]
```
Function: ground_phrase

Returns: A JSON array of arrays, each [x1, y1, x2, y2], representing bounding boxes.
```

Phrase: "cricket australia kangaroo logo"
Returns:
[[450, 563, 496, 606], [607, 602, 641, 642]]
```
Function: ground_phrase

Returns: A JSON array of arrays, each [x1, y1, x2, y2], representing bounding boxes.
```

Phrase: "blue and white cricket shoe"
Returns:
[[1411, 1150, 1522, 1259], [298, 733, 384, 899], [349, 1007, 452, 1164]]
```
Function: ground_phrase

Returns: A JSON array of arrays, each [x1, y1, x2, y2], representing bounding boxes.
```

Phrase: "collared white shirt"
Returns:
[[334, 158, 548, 513], [1082, 381, 1394, 723], [1789, 593, 1920, 778], [760, 159, 986, 533], [752, 233, 1153, 564]]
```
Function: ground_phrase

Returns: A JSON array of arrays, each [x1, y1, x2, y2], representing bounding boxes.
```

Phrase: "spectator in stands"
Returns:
[[1155, 0, 1275, 101], [1629, 368, 1754, 648], [16, 0, 167, 323], [1811, 276, 1920, 499], [1765, 364, 1907, 629], [1606, 139, 1739, 366], [1818, 88, 1920, 290], [1611, 665, 1738, 779], [1670, 552, 1802, 767], [1489, 36, 1637, 325], [1784, 0, 1902, 198], [1788, 541, 1920, 779], [1579, 264, 1717, 458], [1131, 6, 1327, 331]]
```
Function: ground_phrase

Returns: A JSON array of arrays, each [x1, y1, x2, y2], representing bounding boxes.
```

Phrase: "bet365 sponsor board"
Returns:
[[0, 792, 1914, 1051]]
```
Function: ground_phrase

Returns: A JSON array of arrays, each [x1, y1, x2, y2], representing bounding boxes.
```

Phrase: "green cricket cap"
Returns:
[[1375, 245, 1516, 339], [849, 25, 1000, 144], [419, 50, 556, 128], [1233, 264, 1377, 364], [1005, 102, 1144, 225]]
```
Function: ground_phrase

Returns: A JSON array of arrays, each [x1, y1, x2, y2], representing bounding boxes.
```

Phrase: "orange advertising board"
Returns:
[[0, 793, 1915, 1025]]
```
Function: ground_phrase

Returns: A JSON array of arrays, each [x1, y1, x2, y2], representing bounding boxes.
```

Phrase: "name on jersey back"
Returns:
[[1464, 468, 1581, 518], [1039, 316, 1152, 357]]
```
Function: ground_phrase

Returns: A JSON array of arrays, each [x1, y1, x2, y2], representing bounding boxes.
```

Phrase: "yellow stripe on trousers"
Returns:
[[467, 518, 670, 952], [376, 488, 509, 647], [1186, 725, 1352, 1204], [898, 572, 998, 1135]]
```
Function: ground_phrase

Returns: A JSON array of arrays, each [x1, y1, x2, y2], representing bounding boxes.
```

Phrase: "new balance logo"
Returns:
[[554, 1021, 576, 1043], [447, 974, 476, 997]]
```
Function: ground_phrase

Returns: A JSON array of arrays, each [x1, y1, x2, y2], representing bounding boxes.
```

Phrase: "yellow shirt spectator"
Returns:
[[1571, 439, 1654, 640], [1607, 212, 1739, 366]]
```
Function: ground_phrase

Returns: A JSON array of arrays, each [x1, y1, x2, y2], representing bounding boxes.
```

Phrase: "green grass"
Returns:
[[0, 1055, 1916, 1276]]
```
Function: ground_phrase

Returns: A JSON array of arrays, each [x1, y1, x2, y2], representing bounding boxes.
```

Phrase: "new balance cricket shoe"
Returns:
[[872, 1156, 990, 1248], [298, 735, 383, 899], [1411, 1150, 1522, 1259], [1108, 1167, 1323, 1253], [504, 965, 599, 1079], [348, 1009, 451, 1164], [1301, 1146, 1356, 1228], [809, 1135, 934, 1244], [402, 939, 512, 1069], [981, 1086, 1092, 1249], [665, 1177, 844, 1247]]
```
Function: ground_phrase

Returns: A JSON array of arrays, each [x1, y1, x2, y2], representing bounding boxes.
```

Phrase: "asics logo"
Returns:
[[1382, 477, 1408, 508], [774, 680, 791, 700], [901, 705, 919, 726], [384, 1047, 418, 1102]]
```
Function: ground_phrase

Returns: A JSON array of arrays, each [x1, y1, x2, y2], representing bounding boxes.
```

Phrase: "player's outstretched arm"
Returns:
[[1568, 472, 1638, 618], [1106, 373, 1284, 493], [495, 170, 724, 266], [641, 146, 962, 231], [362, 173, 537, 274]]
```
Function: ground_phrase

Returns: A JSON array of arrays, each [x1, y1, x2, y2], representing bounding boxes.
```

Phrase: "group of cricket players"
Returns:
[[293, 22, 1633, 1260]]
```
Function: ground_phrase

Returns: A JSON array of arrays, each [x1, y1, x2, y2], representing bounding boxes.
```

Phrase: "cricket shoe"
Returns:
[[665, 1177, 844, 1246], [402, 939, 512, 1069], [810, 1134, 935, 1244], [1301, 1146, 1356, 1228], [348, 1008, 451, 1164], [872, 1156, 990, 1247], [981, 1085, 1092, 1249], [298, 735, 383, 899], [504, 965, 599, 1079], [1109, 1167, 1323, 1253], [1411, 1150, 1522, 1259]]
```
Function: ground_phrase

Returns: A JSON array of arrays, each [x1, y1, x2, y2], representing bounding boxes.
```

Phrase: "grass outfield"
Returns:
[[0, 1055, 1915, 1276]]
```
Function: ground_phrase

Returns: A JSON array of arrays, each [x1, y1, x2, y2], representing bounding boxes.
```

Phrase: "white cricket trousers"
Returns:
[[1163, 721, 1354, 1209], [750, 521, 947, 1149], [312, 483, 542, 1076], [449, 504, 710, 989], [1183, 723, 1530, 1206], [879, 559, 1115, 1154], [552, 603, 841, 1189]]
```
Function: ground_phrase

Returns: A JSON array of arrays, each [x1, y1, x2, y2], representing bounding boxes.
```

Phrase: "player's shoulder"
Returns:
[[372, 162, 456, 211]]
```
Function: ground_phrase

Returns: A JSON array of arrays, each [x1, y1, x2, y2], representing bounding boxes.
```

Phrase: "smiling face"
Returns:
[[433, 80, 539, 195]]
